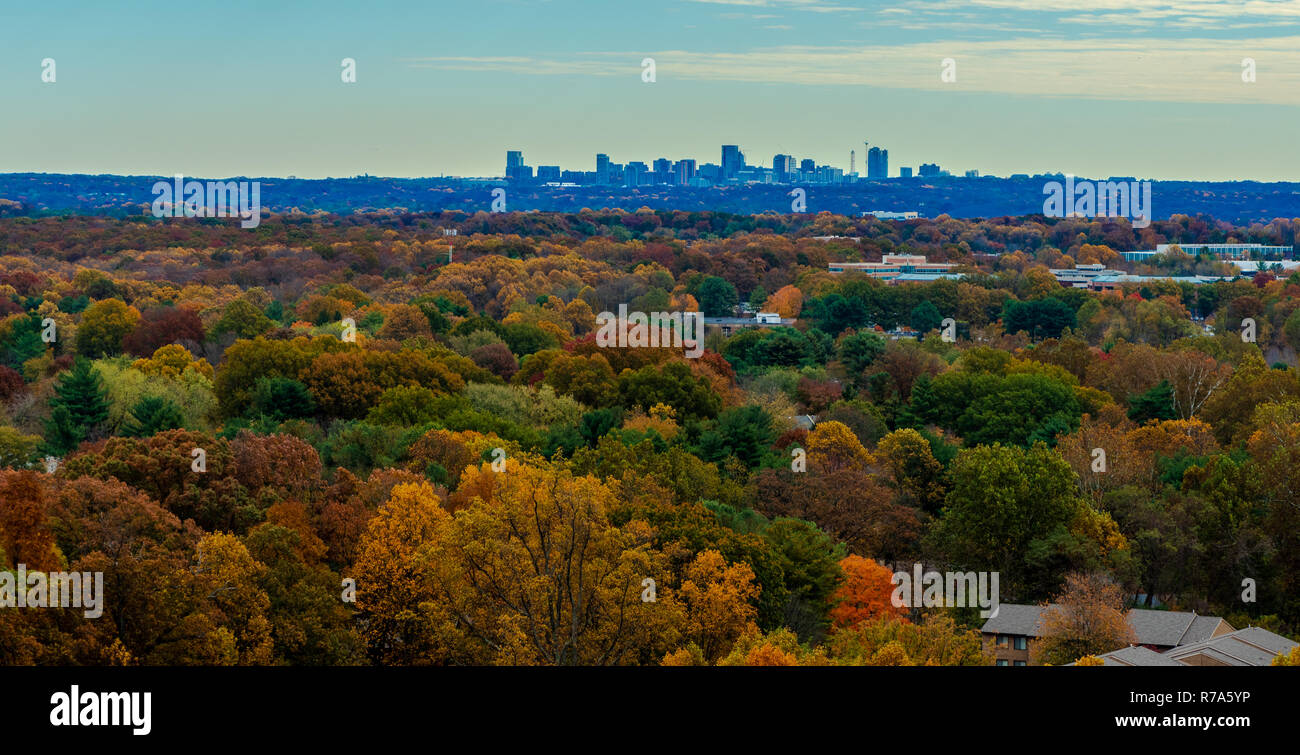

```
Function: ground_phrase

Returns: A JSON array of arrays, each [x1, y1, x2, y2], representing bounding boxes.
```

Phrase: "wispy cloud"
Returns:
[[685, 0, 861, 13], [888, 0, 1300, 28], [406, 35, 1300, 105]]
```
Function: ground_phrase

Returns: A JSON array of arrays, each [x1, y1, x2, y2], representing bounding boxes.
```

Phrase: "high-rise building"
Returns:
[[965, 169, 979, 178], [772, 154, 796, 181], [918, 162, 941, 177], [721, 145, 745, 179], [536, 165, 561, 182], [624, 161, 648, 187], [698, 163, 723, 183], [506, 150, 526, 180], [799, 158, 815, 174], [673, 159, 697, 185], [596, 153, 610, 184], [867, 147, 888, 179], [900, 167, 913, 179]]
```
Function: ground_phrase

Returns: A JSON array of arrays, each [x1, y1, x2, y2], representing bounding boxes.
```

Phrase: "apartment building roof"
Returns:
[[1164, 627, 1298, 667], [1071, 646, 1185, 667], [981, 604, 1232, 647], [1126, 609, 1228, 647], [980, 604, 1048, 637]]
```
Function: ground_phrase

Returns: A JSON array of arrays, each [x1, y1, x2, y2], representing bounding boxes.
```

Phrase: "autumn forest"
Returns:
[[2, 208, 1299, 666]]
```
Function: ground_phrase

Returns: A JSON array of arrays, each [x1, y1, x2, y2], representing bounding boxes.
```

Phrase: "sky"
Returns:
[[1, 0, 1299, 181]]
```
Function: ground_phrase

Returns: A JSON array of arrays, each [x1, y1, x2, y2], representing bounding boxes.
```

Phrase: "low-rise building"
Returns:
[[829, 254, 961, 284], [702, 313, 796, 337], [1050, 264, 1234, 291], [981, 605, 1241, 665], [1164, 627, 1298, 667], [860, 210, 921, 220], [1073, 646, 1186, 667]]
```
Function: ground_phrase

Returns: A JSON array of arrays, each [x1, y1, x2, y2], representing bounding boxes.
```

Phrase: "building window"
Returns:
[[997, 635, 1009, 647], [1014, 661, 1027, 667], [996, 660, 1009, 667], [1013, 637, 1028, 651]]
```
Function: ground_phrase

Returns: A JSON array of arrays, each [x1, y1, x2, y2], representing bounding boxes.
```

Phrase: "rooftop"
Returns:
[[1069, 646, 1185, 667], [981, 604, 1232, 647], [1164, 626, 1299, 667]]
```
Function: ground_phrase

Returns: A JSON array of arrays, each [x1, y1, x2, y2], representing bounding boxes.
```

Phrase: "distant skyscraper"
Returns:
[[850, 149, 856, 176], [673, 159, 697, 185], [867, 147, 888, 179], [537, 165, 561, 182], [772, 154, 795, 181], [653, 158, 672, 184], [721, 145, 745, 179], [624, 161, 648, 187], [965, 169, 979, 178], [900, 167, 913, 179], [919, 162, 941, 177], [799, 158, 815, 173], [596, 153, 610, 184], [506, 150, 525, 179]]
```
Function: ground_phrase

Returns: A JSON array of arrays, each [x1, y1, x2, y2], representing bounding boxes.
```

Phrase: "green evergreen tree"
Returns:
[[1, 315, 45, 370], [898, 372, 939, 427], [121, 396, 185, 437], [1128, 380, 1177, 424], [41, 358, 109, 455], [251, 376, 317, 421]]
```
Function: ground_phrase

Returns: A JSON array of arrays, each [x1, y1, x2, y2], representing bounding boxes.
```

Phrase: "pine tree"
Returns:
[[41, 358, 109, 455], [1127, 379, 1177, 424], [1, 315, 45, 370], [41, 406, 83, 457], [121, 396, 185, 437], [897, 372, 938, 428]]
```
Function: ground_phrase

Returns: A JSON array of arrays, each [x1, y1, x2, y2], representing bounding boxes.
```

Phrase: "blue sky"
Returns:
[[2, 0, 1299, 181]]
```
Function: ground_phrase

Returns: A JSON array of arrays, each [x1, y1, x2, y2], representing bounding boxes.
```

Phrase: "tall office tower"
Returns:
[[624, 161, 647, 187], [867, 147, 888, 179], [799, 158, 815, 173], [673, 159, 697, 185], [596, 153, 610, 184], [506, 150, 524, 179], [772, 154, 795, 181], [536, 165, 561, 182], [918, 162, 941, 177], [721, 145, 745, 179], [850, 150, 855, 176], [653, 158, 672, 184], [900, 167, 913, 178]]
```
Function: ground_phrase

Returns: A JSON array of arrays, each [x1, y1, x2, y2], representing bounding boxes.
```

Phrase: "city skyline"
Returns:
[[2, 1, 1299, 181], [500, 143, 949, 186]]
